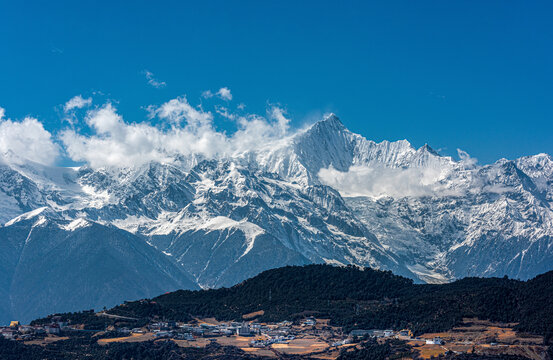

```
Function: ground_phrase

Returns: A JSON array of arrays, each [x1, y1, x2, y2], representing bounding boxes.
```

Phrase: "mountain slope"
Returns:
[[0, 211, 198, 324], [1, 114, 553, 323], [251, 115, 553, 281]]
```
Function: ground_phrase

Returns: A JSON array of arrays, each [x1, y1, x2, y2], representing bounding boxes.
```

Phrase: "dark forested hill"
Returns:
[[96, 265, 553, 344], [34, 265, 553, 345]]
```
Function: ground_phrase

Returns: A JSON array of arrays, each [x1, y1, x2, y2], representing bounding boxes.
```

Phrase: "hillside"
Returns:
[[46, 264, 552, 345]]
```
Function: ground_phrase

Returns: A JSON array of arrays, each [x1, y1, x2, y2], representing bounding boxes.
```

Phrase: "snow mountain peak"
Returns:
[[1, 113, 553, 324]]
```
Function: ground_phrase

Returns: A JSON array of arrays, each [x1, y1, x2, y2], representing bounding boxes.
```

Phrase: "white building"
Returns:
[[426, 337, 444, 345]]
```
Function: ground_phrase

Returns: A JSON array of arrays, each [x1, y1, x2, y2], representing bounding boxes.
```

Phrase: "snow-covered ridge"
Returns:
[[1, 114, 553, 324], [4, 207, 50, 226], [61, 218, 91, 231]]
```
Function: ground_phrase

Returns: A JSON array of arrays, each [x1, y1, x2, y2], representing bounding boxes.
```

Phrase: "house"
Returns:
[[250, 340, 266, 348], [302, 317, 316, 326], [19, 326, 35, 334], [166, 321, 176, 328], [221, 328, 234, 336], [370, 330, 384, 337], [154, 331, 172, 338], [250, 323, 262, 334], [426, 337, 444, 345], [9, 321, 20, 328], [278, 321, 292, 327], [332, 338, 352, 347], [191, 327, 204, 335], [149, 322, 163, 331], [32, 327, 46, 335], [350, 329, 374, 337], [117, 327, 131, 334], [174, 333, 195, 341], [1, 329, 16, 339], [45, 324, 60, 334], [399, 329, 413, 337]]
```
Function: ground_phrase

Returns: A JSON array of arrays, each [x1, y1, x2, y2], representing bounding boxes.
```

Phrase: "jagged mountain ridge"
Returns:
[[1, 114, 553, 323]]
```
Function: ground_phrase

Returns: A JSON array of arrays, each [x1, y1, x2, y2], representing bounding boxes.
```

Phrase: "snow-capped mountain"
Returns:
[[1, 114, 552, 324]]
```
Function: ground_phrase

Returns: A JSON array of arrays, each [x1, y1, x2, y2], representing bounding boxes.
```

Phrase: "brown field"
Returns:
[[24, 334, 69, 346], [173, 336, 278, 357], [311, 351, 342, 360], [411, 318, 547, 360], [315, 319, 330, 326], [216, 335, 256, 348], [240, 347, 277, 357], [172, 338, 276, 358], [173, 336, 251, 348], [195, 317, 222, 326], [97, 333, 154, 345], [242, 310, 265, 319], [271, 336, 329, 355], [173, 338, 210, 348], [413, 344, 447, 359], [311, 345, 357, 360]]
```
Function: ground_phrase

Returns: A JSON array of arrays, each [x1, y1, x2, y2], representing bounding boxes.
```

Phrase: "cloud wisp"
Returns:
[[317, 148, 496, 199], [318, 165, 449, 198], [143, 70, 166, 88], [64, 95, 92, 112], [202, 87, 233, 101]]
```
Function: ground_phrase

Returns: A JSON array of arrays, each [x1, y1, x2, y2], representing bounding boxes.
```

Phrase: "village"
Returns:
[[1, 314, 547, 359]]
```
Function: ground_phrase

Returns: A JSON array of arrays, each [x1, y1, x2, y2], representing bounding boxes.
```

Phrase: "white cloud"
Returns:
[[64, 95, 92, 112], [457, 148, 478, 169], [269, 106, 290, 135], [318, 165, 448, 198], [0, 112, 59, 165], [201, 90, 214, 99], [318, 148, 483, 198], [85, 103, 124, 134], [202, 87, 233, 101], [60, 98, 293, 168], [153, 96, 212, 126], [216, 87, 232, 101], [143, 70, 166, 88], [215, 106, 236, 120], [62, 103, 174, 168]]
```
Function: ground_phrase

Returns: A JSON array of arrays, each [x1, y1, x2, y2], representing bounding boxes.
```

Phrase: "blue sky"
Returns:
[[1, 1, 552, 165]]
